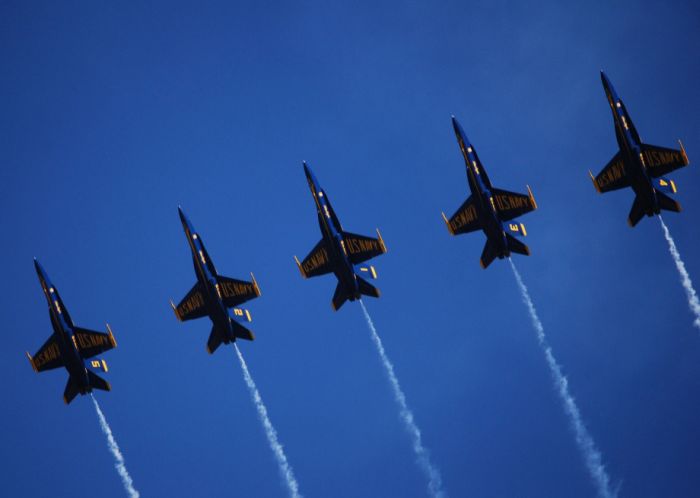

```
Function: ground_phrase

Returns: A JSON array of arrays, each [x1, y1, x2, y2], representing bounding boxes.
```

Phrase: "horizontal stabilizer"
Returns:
[[357, 275, 380, 299], [355, 265, 378, 279], [206, 327, 224, 354], [506, 221, 527, 237], [505, 233, 530, 256], [480, 239, 498, 269], [88, 358, 109, 373], [655, 177, 677, 194], [627, 195, 647, 227], [332, 283, 350, 311], [87, 370, 111, 392], [231, 319, 255, 341], [64, 376, 80, 405], [657, 190, 681, 213]]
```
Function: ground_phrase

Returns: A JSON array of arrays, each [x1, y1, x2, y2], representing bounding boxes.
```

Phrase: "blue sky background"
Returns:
[[2, 1, 700, 497]]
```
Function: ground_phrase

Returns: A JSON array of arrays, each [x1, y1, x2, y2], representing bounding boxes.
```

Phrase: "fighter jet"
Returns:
[[295, 162, 387, 311], [590, 72, 690, 226], [442, 116, 538, 269], [26, 259, 116, 404], [171, 207, 260, 354]]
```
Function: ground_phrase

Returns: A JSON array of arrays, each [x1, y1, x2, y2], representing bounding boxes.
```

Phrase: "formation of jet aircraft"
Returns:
[[26, 259, 116, 404], [590, 72, 690, 226], [26, 71, 692, 403]]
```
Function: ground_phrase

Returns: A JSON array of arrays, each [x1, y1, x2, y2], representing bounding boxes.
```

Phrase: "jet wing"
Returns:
[[173, 282, 208, 322], [443, 196, 481, 235], [216, 274, 261, 307], [641, 142, 689, 178], [491, 187, 537, 222], [591, 151, 630, 193], [73, 326, 117, 359], [27, 333, 64, 372], [296, 239, 334, 278], [343, 230, 387, 264]]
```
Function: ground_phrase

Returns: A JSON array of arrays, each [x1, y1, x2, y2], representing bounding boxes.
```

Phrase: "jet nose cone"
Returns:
[[33, 258, 48, 283], [600, 71, 613, 91], [178, 206, 187, 223], [451, 115, 470, 145], [302, 161, 312, 178]]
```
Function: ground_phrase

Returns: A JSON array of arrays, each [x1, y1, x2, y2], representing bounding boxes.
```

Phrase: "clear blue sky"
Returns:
[[2, 1, 700, 497]]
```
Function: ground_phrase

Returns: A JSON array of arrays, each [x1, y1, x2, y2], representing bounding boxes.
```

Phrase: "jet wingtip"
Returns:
[[526, 185, 538, 210], [170, 300, 182, 321], [589, 171, 602, 193], [679, 140, 689, 165], [106, 323, 117, 348], [441, 212, 455, 235], [294, 256, 307, 278], [376, 228, 388, 253], [26, 352, 37, 372], [250, 272, 262, 297]]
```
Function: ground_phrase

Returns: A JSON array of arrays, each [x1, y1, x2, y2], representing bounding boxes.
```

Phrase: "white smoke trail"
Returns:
[[508, 259, 615, 498], [359, 300, 446, 498], [90, 394, 140, 498], [659, 216, 700, 329], [234, 344, 302, 498]]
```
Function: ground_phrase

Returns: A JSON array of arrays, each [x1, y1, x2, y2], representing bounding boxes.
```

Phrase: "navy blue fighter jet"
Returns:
[[171, 207, 260, 354], [590, 72, 690, 226], [26, 259, 116, 404], [295, 162, 387, 311], [442, 116, 538, 269]]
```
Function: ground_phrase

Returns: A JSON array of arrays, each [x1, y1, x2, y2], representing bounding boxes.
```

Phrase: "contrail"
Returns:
[[234, 344, 302, 498], [508, 259, 615, 498], [659, 216, 700, 329], [359, 300, 446, 498], [90, 394, 140, 498]]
